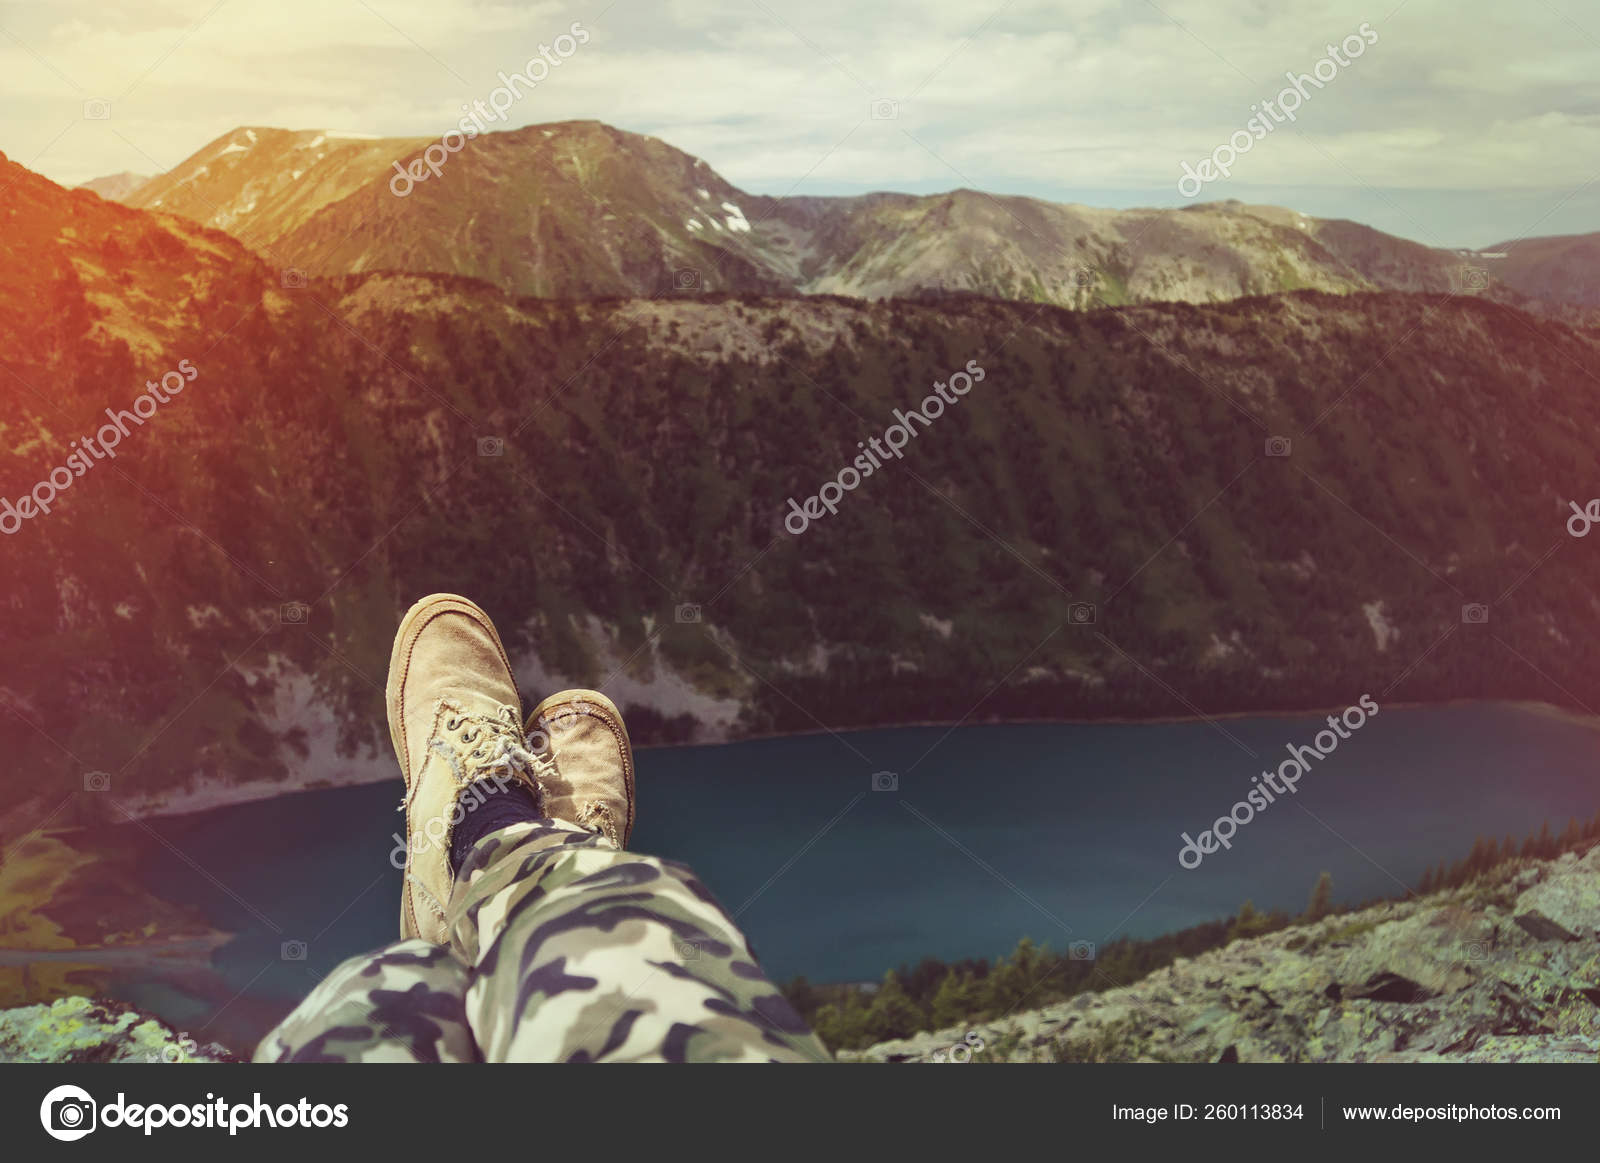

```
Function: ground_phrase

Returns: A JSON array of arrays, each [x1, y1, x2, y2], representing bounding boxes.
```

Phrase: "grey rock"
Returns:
[[0, 996, 235, 1063], [1514, 911, 1580, 942], [855, 846, 1600, 1064]]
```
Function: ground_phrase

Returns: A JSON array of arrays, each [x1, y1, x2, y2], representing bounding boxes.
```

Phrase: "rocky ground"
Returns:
[[0, 996, 236, 1063], [852, 846, 1600, 1063], [5, 848, 1595, 1065]]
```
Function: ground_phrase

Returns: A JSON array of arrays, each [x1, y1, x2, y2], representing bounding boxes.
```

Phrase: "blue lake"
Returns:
[[101, 702, 1600, 1052]]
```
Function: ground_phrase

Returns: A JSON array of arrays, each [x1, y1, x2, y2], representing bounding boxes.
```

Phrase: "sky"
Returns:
[[1, 0, 1597, 248]]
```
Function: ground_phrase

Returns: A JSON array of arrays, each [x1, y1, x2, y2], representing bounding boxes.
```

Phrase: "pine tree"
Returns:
[[864, 972, 926, 1043], [1304, 871, 1334, 922], [1418, 865, 1436, 895], [1230, 899, 1261, 940], [1558, 816, 1582, 852], [930, 970, 978, 1029]]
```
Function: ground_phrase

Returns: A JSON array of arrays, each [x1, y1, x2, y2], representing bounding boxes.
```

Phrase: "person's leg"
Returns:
[[446, 815, 829, 1062], [372, 596, 825, 1062], [253, 941, 477, 1062]]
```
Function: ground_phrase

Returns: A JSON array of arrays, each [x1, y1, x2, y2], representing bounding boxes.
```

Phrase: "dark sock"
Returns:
[[448, 779, 543, 876]]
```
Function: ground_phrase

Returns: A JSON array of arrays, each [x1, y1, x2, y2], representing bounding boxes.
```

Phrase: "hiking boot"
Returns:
[[387, 593, 546, 943], [524, 689, 635, 847]]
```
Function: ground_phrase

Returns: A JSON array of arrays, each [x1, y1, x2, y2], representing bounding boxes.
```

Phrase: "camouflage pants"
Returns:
[[255, 819, 830, 1062]]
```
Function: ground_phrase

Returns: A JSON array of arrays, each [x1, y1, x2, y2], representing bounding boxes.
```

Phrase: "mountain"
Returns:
[[76, 172, 150, 202], [6, 147, 1600, 820], [268, 120, 792, 295], [1479, 231, 1600, 308], [123, 126, 433, 259], [122, 121, 1528, 309]]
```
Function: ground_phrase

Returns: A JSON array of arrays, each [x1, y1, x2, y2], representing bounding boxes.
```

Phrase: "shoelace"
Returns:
[[438, 703, 545, 787], [396, 704, 548, 813], [403, 704, 549, 923]]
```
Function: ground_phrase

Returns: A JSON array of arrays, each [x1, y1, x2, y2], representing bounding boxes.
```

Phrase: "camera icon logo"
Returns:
[[675, 604, 702, 623], [1069, 940, 1097, 961], [1461, 603, 1489, 624], [40, 1084, 97, 1141], [83, 770, 111, 792], [279, 601, 309, 625], [870, 98, 899, 120], [673, 268, 701, 291], [281, 939, 308, 961], [83, 99, 111, 120], [1073, 266, 1099, 288], [674, 937, 701, 961], [280, 267, 308, 289], [1067, 602, 1096, 625], [871, 770, 898, 792], [1462, 940, 1489, 962], [1265, 436, 1292, 457], [1455, 265, 1489, 293], [477, 436, 505, 457]]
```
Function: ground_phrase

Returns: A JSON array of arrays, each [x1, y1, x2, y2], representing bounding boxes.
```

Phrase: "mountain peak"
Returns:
[[102, 119, 1557, 311]]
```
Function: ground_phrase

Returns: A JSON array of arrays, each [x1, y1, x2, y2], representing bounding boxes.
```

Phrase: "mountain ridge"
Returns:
[[105, 120, 1563, 313], [7, 146, 1600, 818]]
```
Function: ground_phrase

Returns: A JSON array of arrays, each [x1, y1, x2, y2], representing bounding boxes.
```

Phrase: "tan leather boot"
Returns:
[[386, 593, 546, 943], [524, 689, 635, 848]]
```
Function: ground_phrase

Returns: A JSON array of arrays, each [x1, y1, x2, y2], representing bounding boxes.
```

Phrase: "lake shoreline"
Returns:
[[58, 697, 1597, 827]]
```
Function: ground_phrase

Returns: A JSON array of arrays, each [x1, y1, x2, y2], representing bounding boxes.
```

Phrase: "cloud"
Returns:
[[0, 0, 1596, 244]]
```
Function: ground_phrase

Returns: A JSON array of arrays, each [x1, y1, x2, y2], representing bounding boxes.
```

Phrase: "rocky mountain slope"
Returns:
[[1482, 232, 1600, 309], [854, 845, 1600, 1063], [123, 126, 433, 257], [77, 172, 150, 202], [118, 121, 1543, 310], [6, 147, 1600, 815]]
